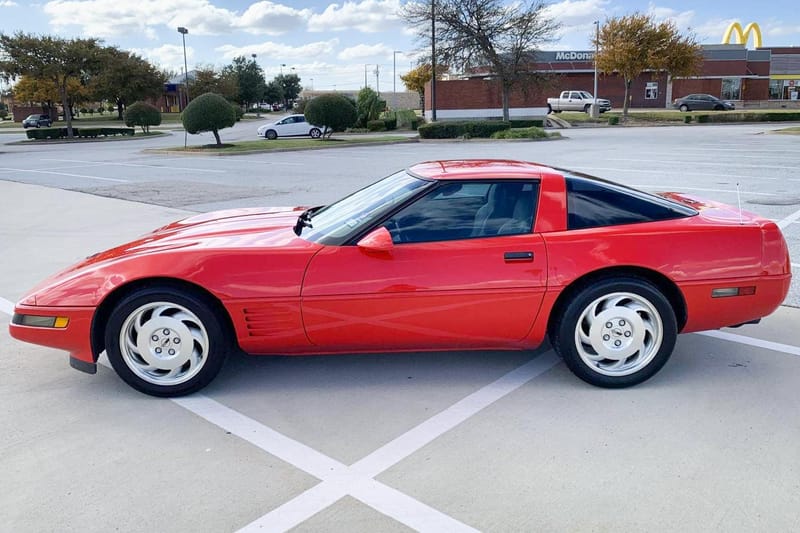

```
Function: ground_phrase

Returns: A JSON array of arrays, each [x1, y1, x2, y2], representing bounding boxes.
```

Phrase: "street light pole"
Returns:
[[593, 20, 599, 100], [393, 50, 402, 110], [177, 26, 189, 148], [431, 0, 437, 122]]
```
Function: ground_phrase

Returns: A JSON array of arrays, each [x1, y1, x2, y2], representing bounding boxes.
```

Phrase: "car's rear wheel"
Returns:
[[583, 104, 591, 113], [104, 286, 230, 397], [552, 278, 677, 388], [679, 104, 689, 112], [265, 129, 277, 140], [309, 128, 322, 138]]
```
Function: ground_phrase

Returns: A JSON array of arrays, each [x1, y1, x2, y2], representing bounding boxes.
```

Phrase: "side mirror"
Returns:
[[357, 226, 394, 253]]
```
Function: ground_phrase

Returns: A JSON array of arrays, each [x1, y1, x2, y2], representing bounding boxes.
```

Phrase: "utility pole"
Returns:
[[375, 64, 380, 95], [431, 0, 437, 121], [364, 64, 368, 88]]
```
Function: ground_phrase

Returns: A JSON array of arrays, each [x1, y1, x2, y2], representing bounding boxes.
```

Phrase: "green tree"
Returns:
[[274, 73, 302, 109], [223, 56, 265, 109], [181, 92, 236, 146], [304, 93, 357, 139], [0, 32, 103, 137], [264, 80, 283, 106], [124, 101, 161, 133], [356, 87, 385, 127], [93, 47, 165, 120], [403, 0, 559, 121], [595, 13, 702, 118]]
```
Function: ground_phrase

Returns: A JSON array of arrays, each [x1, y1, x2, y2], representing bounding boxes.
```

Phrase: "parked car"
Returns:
[[257, 114, 323, 139], [9, 160, 790, 396], [673, 94, 735, 112], [22, 114, 52, 128]]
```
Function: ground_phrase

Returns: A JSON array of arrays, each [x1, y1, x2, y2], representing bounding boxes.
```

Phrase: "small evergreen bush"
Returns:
[[124, 101, 162, 133]]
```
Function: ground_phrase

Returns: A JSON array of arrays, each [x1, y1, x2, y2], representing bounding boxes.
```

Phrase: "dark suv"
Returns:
[[22, 114, 53, 128]]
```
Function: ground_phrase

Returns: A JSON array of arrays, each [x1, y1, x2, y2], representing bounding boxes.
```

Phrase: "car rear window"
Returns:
[[564, 175, 697, 230]]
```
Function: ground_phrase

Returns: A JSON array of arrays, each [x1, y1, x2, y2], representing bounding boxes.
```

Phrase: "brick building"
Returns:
[[424, 44, 800, 120]]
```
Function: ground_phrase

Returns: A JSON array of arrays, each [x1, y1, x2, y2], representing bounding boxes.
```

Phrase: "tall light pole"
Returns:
[[393, 50, 402, 110], [177, 26, 189, 148], [310, 78, 314, 91], [593, 20, 599, 100], [177, 27, 189, 111], [364, 64, 368, 88], [431, 0, 437, 121], [280, 63, 285, 75]]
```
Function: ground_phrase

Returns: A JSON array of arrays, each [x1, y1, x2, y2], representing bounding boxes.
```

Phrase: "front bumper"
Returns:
[[9, 304, 97, 371]]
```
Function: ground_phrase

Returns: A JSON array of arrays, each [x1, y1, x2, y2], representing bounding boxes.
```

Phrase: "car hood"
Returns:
[[17, 206, 322, 306]]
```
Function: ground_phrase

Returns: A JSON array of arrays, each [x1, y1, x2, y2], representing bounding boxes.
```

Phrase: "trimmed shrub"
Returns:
[[394, 109, 418, 129], [125, 101, 162, 133], [696, 114, 710, 123], [383, 116, 397, 130], [491, 127, 550, 139], [304, 93, 358, 139], [356, 87, 385, 127], [367, 119, 387, 132], [607, 116, 620, 125], [182, 92, 237, 146], [78, 128, 102, 138], [683, 115, 692, 123], [418, 121, 511, 139], [101, 127, 135, 136], [107, 105, 116, 113], [231, 103, 244, 121]]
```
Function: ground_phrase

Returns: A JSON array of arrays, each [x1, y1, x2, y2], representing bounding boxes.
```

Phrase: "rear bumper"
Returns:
[[680, 274, 791, 333], [9, 304, 97, 366]]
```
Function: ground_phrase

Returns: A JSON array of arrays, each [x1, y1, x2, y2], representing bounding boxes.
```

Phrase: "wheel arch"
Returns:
[[546, 266, 687, 340], [90, 277, 238, 361]]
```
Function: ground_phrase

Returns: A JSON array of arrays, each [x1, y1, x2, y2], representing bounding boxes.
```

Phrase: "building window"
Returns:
[[769, 79, 782, 99], [645, 82, 658, 99], [721, 77, 741, 100]]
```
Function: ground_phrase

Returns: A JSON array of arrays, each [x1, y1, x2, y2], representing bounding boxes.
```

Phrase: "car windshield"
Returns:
[[301, 171, 433, 245], [579, 91, 594, 99]]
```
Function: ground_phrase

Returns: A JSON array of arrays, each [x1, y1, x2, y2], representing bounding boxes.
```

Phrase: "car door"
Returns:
[[300, 181, 548, 351]]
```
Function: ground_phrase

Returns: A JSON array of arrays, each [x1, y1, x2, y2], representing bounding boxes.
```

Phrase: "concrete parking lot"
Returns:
[[1, 121, 798, 532]]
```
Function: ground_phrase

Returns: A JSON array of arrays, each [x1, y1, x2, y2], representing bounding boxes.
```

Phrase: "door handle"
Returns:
[[504, 251, 534, 262]]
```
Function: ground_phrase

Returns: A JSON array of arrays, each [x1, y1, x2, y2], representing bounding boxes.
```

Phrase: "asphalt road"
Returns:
[[1, 121, 798, 532]]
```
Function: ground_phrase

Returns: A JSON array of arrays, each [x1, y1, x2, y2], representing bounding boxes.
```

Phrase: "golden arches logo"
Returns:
[[722, 22, 762, 48]]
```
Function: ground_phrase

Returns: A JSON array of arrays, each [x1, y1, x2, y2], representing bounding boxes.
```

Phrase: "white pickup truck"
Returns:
[[547, 91, 612, 114]]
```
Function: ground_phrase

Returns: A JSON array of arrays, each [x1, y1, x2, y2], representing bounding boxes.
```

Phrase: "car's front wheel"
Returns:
[[265, 129, 278, 140], [552, 277, 677, 388], [679, 104, 689, 112], [309, 128, 322, 138], [104, 286, 230, 397]]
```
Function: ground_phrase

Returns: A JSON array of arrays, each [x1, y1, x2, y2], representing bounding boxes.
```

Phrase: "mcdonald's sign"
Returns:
[[722, 22, 762, 48]]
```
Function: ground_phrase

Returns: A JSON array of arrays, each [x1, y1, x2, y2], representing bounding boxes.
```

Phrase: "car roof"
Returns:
[[408, 160, 555, 181]]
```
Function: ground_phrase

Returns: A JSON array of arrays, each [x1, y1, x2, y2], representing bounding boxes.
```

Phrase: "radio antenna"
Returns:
[[736, 182, 743, 225]]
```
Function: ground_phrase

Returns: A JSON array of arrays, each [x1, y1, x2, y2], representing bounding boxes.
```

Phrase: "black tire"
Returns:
[[551, 277, 677, 388], [309, 128, 322, 139], [713, 104, 724, 111], [679, 104, 689, 112], [547, 104, 553, 114], [104, 286, 230, 397], [265, 129, 277, 140], [583, 104, 591, 113], [553, 109, 562, 114]]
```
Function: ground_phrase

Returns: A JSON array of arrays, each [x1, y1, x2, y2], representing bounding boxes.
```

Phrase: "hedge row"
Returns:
[[418, 121, 513, 139], [692, 111, 800, 124], [26, 127, 135, 140]]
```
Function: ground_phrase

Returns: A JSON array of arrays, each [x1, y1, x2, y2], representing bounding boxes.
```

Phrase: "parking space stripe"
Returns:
[[0, 296, 13, 315], [777, 207, 800, 229], [41, 159, 226, 173], [698, 330, 800, 356], [0, 167, 127, 183], [608, 157, 800, 171], [565, 166, 798, 185]]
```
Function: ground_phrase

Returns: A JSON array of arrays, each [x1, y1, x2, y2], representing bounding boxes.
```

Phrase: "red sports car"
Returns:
[[9, 160, 791, 396]]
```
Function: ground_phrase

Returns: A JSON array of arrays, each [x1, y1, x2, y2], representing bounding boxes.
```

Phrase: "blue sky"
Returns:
[[0, 1, 797, 91]]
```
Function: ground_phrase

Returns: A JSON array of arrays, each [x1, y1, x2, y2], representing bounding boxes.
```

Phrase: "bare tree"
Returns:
[[403, 0, 559, 121]]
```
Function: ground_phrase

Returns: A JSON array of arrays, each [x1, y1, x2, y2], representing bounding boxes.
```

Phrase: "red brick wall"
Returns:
[[672, 79, 722, 99]]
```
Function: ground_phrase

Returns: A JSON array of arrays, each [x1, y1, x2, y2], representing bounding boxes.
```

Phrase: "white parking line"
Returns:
[[698, 330, 800, 357], [41, 159, 226, 173], [0, 167, 127, 183], [629, 185, 777, 197], [777, 207, 800, 229], [609, 157, 800, 171], [565, 166, 800, 184], [0, 296, 13, 315]]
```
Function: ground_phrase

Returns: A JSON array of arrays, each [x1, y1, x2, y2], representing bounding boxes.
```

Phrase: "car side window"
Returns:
[[565, 176, 696, 230], [385, 181, 538, 244]]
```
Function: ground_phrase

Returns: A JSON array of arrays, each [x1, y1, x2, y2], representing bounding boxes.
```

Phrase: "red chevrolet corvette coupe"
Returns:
[[10, 160, 791, 396]]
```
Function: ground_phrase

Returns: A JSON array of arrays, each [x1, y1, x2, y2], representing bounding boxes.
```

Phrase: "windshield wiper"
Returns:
[[294, 206, 322, 235]]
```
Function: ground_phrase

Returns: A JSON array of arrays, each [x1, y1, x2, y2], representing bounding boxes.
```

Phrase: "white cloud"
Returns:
[[234, 1, 311, 35], [129, 44, 195, 72], [215, 39, 340, 61], [544, 0, 609, 27], [338, 43, 393, 60], [0, 1, 19, 6], [308, 0, 402, 33], [42, 0, 307, 38], [647, 3, 695, 32]]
